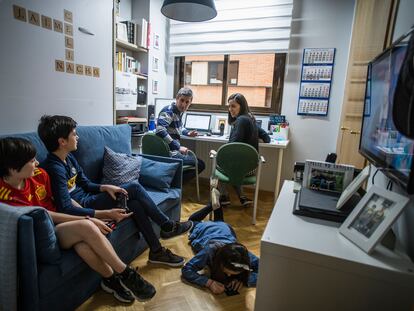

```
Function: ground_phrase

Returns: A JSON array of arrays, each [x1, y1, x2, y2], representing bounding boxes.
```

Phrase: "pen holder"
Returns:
[[270, 125, 289, 140]]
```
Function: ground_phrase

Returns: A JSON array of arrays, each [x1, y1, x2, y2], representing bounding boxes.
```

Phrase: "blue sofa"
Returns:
[[4, 125, 183, 311]]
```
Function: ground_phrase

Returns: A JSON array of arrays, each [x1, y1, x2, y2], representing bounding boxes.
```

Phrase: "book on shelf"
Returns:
[[115, 52, 141, 74], [119, 21, 135, 44], [116, 22, 128, 42], [135, 18, 148, 49]]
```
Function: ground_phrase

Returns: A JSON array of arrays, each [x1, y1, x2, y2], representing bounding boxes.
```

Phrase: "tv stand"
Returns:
[[255, 181, 414, 311]]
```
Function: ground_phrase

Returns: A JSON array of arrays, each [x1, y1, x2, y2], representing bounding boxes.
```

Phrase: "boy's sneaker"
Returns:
[[148, 247, 185, 267], [219, 195, 231, 206], [240, 196, 253, 206], [118, 266, 156, 301], [101, 275, 135, 303], [160, 220, 193, 240]]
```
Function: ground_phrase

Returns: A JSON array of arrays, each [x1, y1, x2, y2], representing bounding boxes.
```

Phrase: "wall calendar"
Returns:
[[297, 48, 335, 116]]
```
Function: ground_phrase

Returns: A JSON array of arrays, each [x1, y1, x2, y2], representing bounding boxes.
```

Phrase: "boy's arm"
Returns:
[[47, 167, 95, 217], [156, 111, 180, 151], [181, 248, 211, 287], [70, 156, 101, 192]]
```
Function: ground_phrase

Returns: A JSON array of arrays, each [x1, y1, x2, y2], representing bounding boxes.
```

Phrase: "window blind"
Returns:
[[168, 0, 293, 56]]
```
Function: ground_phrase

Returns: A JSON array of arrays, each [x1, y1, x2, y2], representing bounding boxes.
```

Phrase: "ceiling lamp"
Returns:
[[161, 0, 217, 22]]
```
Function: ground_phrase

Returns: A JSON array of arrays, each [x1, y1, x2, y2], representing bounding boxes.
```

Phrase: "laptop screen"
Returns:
[[184, 113, 211, 132]]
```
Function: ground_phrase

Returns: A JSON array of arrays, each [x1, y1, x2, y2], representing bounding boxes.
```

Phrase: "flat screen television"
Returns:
[[360, 32, 414, 194]]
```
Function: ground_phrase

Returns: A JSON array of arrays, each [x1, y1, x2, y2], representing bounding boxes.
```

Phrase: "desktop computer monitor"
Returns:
[[184, 113, 212, 132]]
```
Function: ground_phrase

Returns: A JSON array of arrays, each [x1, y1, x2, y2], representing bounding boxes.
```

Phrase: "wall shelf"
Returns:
[[116, 39, 148, 53]]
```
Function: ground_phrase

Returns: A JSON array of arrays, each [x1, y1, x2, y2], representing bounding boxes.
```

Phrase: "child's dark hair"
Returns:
[[38, 115, 77, 152], [227, 93, 255, 125], [211, 243, 251, 286], [0, 137, 36, 178]]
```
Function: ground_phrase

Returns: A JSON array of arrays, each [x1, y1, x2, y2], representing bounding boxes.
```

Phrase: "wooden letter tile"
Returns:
[[64, 23, 73, 36], [66, 62, 74, 74], [76, 64, 84, 75], [55, 60, 64, 72], [41, 15, 52, 30], [28, 11, 40, 26], [65, 49, 74, 61], [13, 5, 27, 22], [65, 36, 74, 49], [53, 19, 63, 33], [64, 10, 73, 23], [85, 66, 92, 76], [93, 67, 100, 78]]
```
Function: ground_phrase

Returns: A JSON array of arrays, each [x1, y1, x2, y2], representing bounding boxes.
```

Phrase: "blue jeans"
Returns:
[[83, 181, 170, 252], [172, 152, 205, 184]]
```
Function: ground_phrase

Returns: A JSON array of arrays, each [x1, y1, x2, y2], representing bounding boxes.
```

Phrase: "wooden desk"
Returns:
[[255, 181, 414, 311], [181, 135, 289, 202]]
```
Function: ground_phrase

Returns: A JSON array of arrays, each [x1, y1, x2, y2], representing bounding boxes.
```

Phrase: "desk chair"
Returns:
[[210, 142, 265, 225], [142, 133, 200, 201]]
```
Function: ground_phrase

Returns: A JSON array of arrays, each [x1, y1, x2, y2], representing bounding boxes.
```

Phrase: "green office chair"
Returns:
[[210, 142, 265, 225], [141, 133, 200, 201]]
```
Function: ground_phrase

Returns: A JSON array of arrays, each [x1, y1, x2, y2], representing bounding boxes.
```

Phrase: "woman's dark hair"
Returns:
[[227, 93, 255, 125], [0, 137, 36, 178], [211, 243, 251, 286], [37, 115, 77, 152]]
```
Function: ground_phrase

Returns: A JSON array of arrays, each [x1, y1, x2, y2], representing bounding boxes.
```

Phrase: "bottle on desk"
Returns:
[[148, 114, 156, 131]]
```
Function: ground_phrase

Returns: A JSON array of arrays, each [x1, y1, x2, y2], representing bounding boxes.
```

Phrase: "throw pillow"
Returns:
[[139, 157, 180, 191], [102, 146, 142, 186]]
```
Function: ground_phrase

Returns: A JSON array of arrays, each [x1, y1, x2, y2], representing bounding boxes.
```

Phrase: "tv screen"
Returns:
[[360, 35, 414, 194]]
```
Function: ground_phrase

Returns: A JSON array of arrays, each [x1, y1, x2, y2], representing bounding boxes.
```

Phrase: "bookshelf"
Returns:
[[113, 0, 150, 128]]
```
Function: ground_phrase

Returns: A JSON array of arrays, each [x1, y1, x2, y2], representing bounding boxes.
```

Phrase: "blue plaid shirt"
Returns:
[[156, 102, 189, 155]]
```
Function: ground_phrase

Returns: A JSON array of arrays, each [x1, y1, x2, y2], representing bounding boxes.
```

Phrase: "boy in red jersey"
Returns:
[[0, 137, 156, 303]]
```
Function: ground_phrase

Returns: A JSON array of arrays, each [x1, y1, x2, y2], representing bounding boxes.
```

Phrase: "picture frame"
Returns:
[[339, 185, 409, 254], [302, 160, 354, 193], [153, 33, 160, 49], [152, 79, 159, 94], [152, 56, 159, 72], [336, 165, 371, 210]]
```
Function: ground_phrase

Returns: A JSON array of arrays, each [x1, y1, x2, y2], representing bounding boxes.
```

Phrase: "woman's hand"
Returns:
[[88, 217, 112, 235], [206, 279, 225, 295], [100, 184, 128, 200], [227, 279, 243, 292]]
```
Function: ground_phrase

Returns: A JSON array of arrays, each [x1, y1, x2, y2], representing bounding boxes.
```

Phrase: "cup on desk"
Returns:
[[219, 123, 225, 136]]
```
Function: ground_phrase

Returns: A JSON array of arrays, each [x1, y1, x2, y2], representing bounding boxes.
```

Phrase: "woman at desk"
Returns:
[[220, 93, 269, 206], [193, 93, 269, 221]]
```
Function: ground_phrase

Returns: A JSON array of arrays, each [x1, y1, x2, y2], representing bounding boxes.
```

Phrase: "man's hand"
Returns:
[[206, 279, 225, 295], [89, 217, 112, 235], [100, 184, 128, 200], [179, 146, 188, 154], [188, 130, 198, 137]]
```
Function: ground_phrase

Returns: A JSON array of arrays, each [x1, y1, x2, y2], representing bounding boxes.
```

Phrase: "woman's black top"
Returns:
[[229, 114, 259, 150]]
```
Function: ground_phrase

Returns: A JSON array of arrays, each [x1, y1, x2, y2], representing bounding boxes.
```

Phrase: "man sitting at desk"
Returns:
[[156, 87, 205, 183]]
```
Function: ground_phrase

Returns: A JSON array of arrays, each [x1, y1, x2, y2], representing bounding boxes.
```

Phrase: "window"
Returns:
[[175, 53, 286, 114]]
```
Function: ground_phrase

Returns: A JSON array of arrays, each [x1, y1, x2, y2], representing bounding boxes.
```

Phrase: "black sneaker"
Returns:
[[240, 196, 253, 206], [219, 195, 231, 206], [148, 247, 185, 267], [118, 266, 156, 301], [160, 220, 193, 240], [101, 275, 135, 303]]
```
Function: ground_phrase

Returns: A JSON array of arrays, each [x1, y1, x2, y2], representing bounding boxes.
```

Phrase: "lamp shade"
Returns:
[[161, 0, 217, 22]]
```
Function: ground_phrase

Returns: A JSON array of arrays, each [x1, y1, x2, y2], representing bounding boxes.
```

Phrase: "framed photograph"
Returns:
[[153, 33, 160, 49], [152, 79, 159, 94], [339, 185, 409, 254], [152, 56, 159, 72], [302, 160, 354, 193], [336, 165, 370, 210]]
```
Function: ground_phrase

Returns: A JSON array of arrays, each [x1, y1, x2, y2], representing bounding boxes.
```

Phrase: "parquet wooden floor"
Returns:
[[77, 182, 275, 311]]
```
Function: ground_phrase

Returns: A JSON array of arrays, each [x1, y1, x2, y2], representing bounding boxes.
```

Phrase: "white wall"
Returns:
[[0, 0, 114, 134], [280, 0, 355, 183]]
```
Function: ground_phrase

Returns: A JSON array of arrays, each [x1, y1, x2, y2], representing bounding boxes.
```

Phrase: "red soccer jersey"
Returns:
[[0, 168, 56, 211]]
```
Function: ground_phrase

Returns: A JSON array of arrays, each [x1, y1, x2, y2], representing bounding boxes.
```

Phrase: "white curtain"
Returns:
[[168, 0, 293, 56]]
